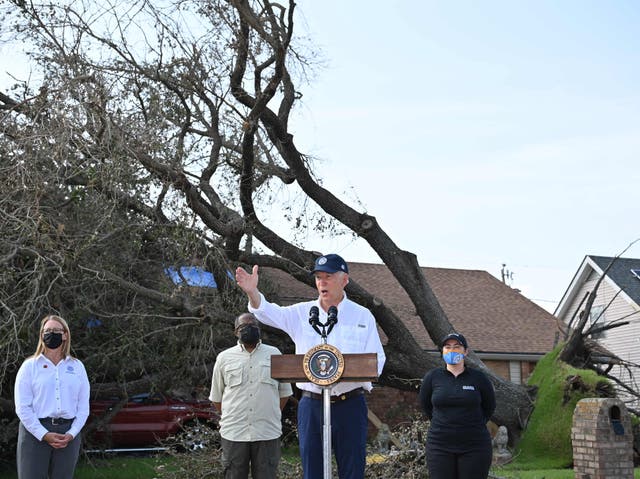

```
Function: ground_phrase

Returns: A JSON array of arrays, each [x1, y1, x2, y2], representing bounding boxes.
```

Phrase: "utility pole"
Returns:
[[501, 263, 514, 286]]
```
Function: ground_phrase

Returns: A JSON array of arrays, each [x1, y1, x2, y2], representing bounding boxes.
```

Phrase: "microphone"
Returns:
[[309, 306, 319, 325], [326, 305, 338, 335], [308, 306, 322, 336]]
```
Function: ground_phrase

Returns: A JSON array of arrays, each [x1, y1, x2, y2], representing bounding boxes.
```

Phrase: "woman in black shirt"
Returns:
[[418, 333, 496, 479]]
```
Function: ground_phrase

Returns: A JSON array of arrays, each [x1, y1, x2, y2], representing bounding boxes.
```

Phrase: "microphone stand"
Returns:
[[321, 334, 332, 479], [308, 307, 338, 479]]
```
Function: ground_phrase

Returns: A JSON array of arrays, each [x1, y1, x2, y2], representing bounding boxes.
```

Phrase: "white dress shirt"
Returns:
[[209, 342, 293, 441], [14, 354, 90, 440], [249, 292, 386, 395]]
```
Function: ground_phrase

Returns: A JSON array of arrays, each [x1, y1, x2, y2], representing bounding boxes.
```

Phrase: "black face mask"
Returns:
[[43, 332, 63, 350], [239, 325, 261, 346]]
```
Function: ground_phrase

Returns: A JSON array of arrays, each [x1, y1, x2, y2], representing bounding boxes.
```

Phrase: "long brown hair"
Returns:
[[32, 315, 72, 358]]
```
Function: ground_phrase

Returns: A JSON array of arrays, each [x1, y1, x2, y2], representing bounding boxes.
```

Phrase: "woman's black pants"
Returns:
[[426, 443, 492, 479]]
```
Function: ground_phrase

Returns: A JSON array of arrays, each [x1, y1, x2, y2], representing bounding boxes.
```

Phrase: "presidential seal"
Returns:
[[303, 343, 345, 386]]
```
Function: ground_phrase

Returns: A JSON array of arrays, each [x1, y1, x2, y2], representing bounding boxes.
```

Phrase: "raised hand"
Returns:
[[235, 265, 259, 292], [235, 265, 261, 308]]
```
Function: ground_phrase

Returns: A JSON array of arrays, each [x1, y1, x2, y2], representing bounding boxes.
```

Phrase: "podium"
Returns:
[[271, 352, 378, 382], [271, 348, 379, 479]]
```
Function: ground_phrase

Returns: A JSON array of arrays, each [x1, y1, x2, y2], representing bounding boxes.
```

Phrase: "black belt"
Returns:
[[39, 417, 74, 426], [301, 388, 364, 403]]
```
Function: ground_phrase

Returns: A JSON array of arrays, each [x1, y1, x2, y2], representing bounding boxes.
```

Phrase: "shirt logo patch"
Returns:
[[66, 366, 75, 374], [357, 324, 366, 328], [462, 385, 475, 391]]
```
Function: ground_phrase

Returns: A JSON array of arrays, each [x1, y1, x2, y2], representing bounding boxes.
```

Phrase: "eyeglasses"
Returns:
[[43, 328, 65, 335]]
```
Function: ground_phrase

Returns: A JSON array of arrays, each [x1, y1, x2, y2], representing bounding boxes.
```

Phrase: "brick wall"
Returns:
[[521, 361, 536, 383], [571, 398, 634, 479], [483, 360, 510, 380], [367, 385, 421, 430]]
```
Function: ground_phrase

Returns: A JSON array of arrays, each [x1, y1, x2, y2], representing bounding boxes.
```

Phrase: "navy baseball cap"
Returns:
[[311, 254, 349, 274], [440, 332, 468, 349]]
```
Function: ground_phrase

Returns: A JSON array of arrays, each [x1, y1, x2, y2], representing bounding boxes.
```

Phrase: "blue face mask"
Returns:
[[443, 351, 464, 365]]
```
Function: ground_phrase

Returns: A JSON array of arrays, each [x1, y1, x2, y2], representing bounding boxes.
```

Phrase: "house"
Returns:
[[554, 255, 640, 407], [261, 262, 560, 426]]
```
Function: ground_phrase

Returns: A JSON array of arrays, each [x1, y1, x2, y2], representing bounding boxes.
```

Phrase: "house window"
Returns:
[[588, 305, 606, 339], [509, 361, 522, 385]]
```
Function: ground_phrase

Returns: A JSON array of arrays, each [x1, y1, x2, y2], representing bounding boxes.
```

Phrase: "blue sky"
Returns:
[[288, 1, 640, 311], [1, 1, 638, 312]]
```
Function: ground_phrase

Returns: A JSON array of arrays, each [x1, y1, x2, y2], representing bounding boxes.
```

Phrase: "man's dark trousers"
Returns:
[[297, 393, 368, 479]]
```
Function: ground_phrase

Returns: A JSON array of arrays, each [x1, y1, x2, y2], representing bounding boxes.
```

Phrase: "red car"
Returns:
[[86, 392, 219, 450]]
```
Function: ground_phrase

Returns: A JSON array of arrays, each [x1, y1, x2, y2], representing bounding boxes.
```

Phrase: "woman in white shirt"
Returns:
[[14, 315, 90, 479]]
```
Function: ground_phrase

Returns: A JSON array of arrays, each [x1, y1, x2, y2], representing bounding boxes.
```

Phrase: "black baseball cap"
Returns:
[[440, 332, 468, 349], [311, 254, 349, 274]]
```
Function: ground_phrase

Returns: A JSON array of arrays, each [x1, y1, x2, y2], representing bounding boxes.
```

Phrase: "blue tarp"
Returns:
[[164, 266, 218, 288], [86, 316, 103, 328]]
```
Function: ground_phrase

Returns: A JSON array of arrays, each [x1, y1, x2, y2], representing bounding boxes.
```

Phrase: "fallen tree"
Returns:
[[4, 2, 635, 451]]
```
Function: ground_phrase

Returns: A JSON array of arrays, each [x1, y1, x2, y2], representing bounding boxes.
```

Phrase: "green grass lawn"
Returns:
[[1, 455, 638, 479], [493, 468, 640, 479], [0, 455, 168, 479]]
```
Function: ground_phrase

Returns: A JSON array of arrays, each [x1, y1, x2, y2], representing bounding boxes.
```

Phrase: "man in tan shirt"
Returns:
[[209, 313, 292, 479]]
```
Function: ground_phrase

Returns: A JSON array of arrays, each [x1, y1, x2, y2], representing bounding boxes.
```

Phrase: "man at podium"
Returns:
[[235, 254, 386, 479]]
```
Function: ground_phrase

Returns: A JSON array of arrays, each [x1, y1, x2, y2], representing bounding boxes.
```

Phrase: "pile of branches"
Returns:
[[156, 417, 430, 479]]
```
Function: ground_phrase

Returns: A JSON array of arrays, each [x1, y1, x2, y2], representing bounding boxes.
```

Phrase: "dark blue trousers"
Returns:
[[297, 394, 368, 479]]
